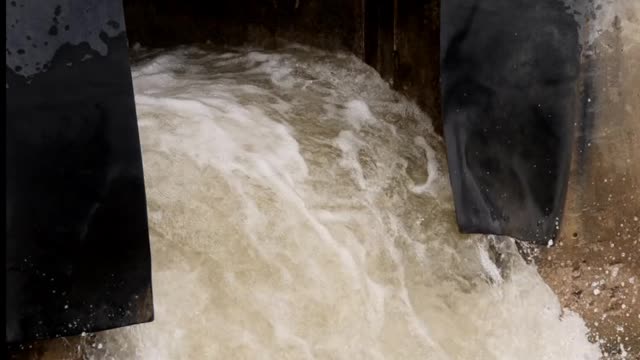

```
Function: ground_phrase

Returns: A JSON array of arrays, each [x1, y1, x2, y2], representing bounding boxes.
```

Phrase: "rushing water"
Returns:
[[84, 44, 601, 359]]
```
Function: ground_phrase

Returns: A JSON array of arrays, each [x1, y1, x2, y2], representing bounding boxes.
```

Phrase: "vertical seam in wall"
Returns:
[[393, 0, 398, 52]]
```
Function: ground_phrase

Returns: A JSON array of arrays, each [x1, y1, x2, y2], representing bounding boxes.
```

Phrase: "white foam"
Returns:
[[83, 45, 600, 359], [343, 99, 377, 130], [410, 136, 442, 196]]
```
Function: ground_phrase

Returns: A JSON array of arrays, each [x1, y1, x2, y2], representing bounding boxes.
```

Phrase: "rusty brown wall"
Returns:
[[122, 0, 442, 129]]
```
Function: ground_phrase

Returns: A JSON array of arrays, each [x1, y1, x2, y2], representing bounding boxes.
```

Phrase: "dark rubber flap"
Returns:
[[6, 0, 153, 343], [441, 0, 581, 244]]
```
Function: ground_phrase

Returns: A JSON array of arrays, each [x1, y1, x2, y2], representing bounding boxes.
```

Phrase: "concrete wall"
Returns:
[[538, 1, 640, 356]]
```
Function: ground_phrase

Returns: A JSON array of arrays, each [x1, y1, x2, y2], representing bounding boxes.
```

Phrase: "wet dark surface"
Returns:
[[539, 10, 640, 355], [6, 1, 153, 344]]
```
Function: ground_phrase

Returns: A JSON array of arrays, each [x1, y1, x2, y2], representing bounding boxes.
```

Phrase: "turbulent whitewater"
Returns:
[[86, 44, 600, 359]]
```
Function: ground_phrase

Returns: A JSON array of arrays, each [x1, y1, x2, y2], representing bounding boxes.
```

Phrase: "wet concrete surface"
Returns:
[[538, 6, 640, 358]]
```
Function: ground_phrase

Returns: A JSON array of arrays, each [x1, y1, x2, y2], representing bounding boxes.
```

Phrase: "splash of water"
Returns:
[[84, 44, 600, 359]]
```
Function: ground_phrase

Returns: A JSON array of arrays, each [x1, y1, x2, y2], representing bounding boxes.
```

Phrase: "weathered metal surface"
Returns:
[[121, 0, 441, 126]]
